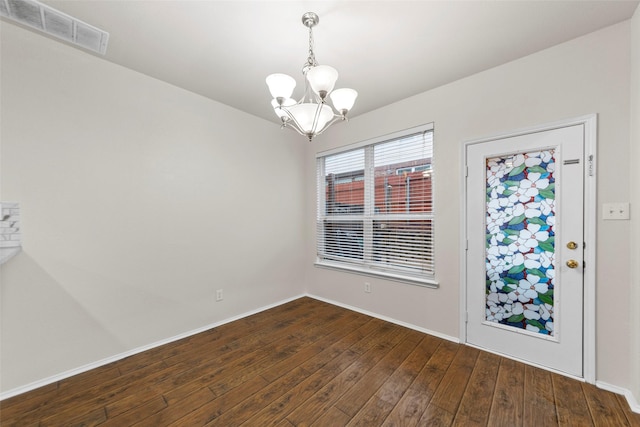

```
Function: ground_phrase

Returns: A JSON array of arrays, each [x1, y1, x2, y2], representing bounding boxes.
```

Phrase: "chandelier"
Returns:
[[266, 12, 358, 141]]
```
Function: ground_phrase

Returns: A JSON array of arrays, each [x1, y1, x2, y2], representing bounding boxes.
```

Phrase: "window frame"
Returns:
[[315, 123, 438, 288]]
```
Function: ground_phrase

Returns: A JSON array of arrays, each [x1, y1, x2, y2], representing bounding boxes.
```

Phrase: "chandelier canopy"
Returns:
[[266, 12, 357, 142]]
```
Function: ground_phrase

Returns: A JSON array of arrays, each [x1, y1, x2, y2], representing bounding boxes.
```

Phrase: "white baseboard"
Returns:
[[596, 381, 640, 414], [306, 293, 460, 344], [0, 294, 305, 401]]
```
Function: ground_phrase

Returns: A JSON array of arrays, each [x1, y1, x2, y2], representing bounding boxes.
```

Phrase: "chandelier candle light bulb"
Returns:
[[266, 12, 357, 141]]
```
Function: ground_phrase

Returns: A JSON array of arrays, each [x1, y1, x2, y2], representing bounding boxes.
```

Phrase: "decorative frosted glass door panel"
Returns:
[[466, 124, 585, 378], [485, 150, 556, 336]]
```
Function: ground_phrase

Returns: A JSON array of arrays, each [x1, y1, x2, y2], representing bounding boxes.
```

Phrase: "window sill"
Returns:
[[314, 260, 439, 289]]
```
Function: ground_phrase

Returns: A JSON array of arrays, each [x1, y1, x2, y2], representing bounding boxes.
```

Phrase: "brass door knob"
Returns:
[[567, 241, 578, 250], [566, 259, 579, 269]]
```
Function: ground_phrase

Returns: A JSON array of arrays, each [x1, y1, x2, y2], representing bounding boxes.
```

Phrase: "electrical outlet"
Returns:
[[364, 282, 371, 293], [216, 289, 224, 301]]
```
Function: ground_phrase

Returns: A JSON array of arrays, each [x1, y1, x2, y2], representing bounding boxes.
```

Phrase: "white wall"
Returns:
[[0, 23, 306, 393], [630, 5, 640, 406], [306, 21, 633, 393]]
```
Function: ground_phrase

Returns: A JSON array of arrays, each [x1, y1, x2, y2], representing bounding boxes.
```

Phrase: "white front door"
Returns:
[[465, 123, 586, 377]]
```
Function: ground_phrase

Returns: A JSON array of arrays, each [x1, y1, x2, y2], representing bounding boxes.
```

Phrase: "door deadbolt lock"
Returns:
[[566, 241, 578, 250], [566, 259, 580, 269]]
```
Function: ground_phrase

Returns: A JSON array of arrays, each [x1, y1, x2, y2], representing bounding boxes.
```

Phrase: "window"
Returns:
[[316, 124, 436, 287]]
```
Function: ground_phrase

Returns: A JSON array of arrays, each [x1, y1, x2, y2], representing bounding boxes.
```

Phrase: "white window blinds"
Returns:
[[316, 125, 435, 284]]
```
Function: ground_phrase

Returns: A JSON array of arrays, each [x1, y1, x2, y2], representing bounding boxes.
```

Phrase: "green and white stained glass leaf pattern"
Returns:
[[485, 150, 556, 336]]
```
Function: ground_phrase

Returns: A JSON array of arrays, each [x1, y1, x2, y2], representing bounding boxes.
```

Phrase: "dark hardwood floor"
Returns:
[[1, 297, 639, 426]]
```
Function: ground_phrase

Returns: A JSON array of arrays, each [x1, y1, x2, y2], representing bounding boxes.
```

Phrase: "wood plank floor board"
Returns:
[[33, 362, 176, 426], [284, 324, 413, 426], [58, 365, 123, 393], [0, 364, 120, 422], [41, 406, 107, 427], [201, 313, 350, 395], [417, 402, 456, 427], [487, 357, 524, 426], [3, 360, 175, 426], [452, 350, 501, 425], [429, 344, 480, 414], [166, 373, 270, 426], [97, 396, 168, 427], [243, 347, 361, 426], [617, 394, 640, 426], [552, 372, 594, 426], [381, 341, 460, 427], [334, 329, 424, 417], [104, 384, 167, 419], [161, 343, 273, 405], [522, 364, 559, 427], [347, 319, 399, 355], [345, 335, 440, 426], [260, 310, 370, 383], [418, 350, 480, 427], [582, 382, 631, 426], [242, 321, 379, 425], [204, 366, 313, 426], [310, 406, 352, 426], [131, 387, 216, 427], [1, 297, 637, 426]]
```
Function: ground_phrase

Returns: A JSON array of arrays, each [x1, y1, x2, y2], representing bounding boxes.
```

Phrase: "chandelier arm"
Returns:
[[282, 121, 309, 138], [310, 101, 326, 135], [311, 115, 345, 138]]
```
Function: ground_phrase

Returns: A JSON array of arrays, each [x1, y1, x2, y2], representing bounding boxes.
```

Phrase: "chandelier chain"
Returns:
[[305, 24, 318, 70]]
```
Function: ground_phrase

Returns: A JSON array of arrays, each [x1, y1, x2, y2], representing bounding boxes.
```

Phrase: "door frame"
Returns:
[[459, 114, 597, 383]]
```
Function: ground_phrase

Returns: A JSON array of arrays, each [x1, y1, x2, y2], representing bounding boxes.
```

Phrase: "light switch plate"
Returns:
[[602, 202, 630, 220]]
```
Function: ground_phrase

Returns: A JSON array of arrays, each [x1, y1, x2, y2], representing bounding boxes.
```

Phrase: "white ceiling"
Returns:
[[31, 1, 640, 123]]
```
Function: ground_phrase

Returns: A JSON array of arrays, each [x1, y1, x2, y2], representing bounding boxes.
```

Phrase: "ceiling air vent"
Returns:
[[0, 0, 109, 55]]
